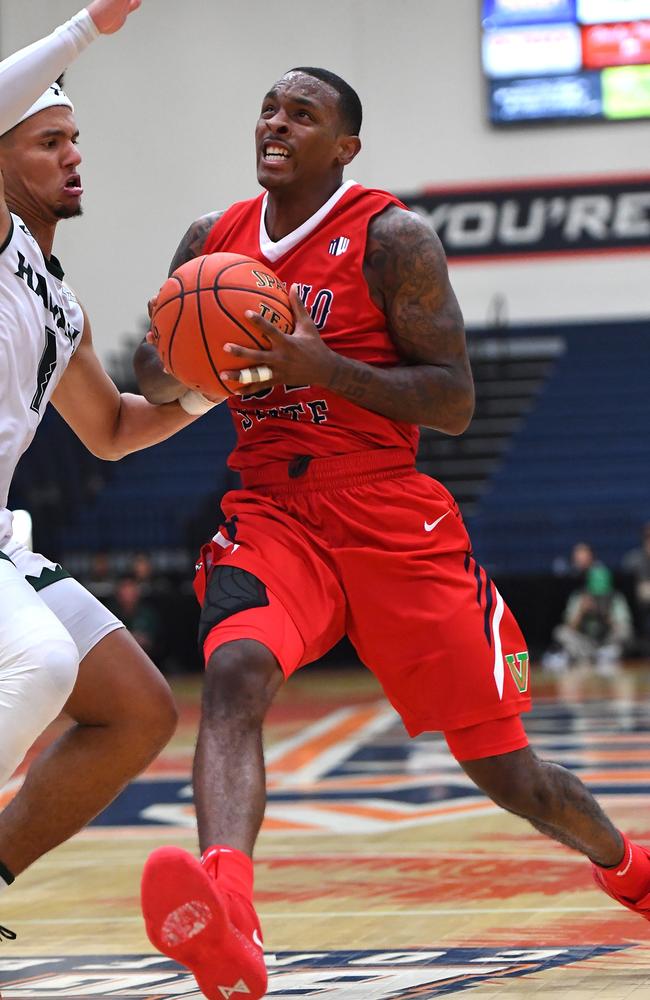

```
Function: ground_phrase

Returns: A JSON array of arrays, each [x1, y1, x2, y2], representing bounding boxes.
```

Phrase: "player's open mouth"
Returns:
[[63, 174, 83, 196], [263, 143, 291, 162]]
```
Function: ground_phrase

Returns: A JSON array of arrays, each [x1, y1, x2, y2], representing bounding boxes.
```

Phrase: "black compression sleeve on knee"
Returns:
[[198, 565, 269, 650], [0, 859, 15, 885]]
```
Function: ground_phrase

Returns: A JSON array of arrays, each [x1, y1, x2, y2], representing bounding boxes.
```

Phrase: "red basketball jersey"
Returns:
[[202, 181, 420, 472]]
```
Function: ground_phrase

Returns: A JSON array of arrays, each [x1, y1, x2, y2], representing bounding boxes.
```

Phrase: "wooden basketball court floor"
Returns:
[[2, 663, 650, 998]]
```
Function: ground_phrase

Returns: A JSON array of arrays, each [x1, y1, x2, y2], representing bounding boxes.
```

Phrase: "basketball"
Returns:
[[151, 252, 294, 399]]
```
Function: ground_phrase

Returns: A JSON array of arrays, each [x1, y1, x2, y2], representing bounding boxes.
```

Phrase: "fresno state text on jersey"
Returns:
[[203, 181, 419, 473]]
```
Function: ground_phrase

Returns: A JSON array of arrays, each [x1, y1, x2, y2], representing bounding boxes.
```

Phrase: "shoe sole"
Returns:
[[141, 846, 267, 1000]]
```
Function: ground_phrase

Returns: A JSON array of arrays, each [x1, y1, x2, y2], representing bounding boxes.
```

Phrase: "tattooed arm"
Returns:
[[133, 212, 223, 403], [327, 206, 474, 433], [165, 212, 224, 277]]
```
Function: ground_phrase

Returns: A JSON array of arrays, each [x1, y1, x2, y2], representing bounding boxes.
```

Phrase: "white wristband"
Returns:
[[179, 390, 218, 416]]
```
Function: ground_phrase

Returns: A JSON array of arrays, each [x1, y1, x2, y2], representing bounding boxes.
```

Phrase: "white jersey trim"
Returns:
[[259, 179, 359, 263]]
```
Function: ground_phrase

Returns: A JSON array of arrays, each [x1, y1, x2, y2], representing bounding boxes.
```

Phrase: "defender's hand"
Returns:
[[87, 0, 142, 34], [220, 285, 338, 390]]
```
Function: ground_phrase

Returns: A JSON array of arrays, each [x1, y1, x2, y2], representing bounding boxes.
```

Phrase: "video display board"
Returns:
[[482, 0, 650, 123]]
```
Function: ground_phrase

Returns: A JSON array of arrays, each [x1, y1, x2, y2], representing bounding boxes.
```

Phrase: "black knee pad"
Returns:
[[198, 565, 269, 651]]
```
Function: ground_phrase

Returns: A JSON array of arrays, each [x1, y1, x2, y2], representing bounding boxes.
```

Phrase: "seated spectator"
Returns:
[[84, 550, 115, 602], [552, 540, 597, 581], [547, 565, 634, 675], [622, 522, 650, 656], [108, 575, 163, 663]]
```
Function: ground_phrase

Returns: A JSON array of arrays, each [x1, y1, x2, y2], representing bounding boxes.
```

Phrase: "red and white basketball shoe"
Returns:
[[141, 846, 267, 1000]]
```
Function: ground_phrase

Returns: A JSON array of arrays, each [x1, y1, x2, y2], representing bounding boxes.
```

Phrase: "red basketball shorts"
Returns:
[[194, 448, 531, 755]]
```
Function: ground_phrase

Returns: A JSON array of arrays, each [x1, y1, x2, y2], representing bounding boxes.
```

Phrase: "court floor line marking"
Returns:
[[28, 849, 594, 869], [267, 703, 398, 788], [12, 905, 621, 925]]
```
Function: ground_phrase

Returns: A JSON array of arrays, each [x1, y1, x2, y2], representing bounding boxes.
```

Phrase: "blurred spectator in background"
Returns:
[[84, 550, 115, 602], [132, 551, 155, 596], [622, 522, 650, 656], [108, 575, 163, 663], [131, 551, 173, 602], [552, 540, 598, 581], [546, 564, 634, 675], [570, 542, 595, 581]]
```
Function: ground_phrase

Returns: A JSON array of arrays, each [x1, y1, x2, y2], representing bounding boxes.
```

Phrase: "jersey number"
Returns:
[[31, 326, 57, 414]]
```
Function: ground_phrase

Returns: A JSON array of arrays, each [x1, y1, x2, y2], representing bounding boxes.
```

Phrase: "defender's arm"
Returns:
[[53, 307, 197, 461]]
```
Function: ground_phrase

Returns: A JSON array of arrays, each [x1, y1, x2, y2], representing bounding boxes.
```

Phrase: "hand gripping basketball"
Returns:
[[151, 253, 294, 399], [221, 284, 339, 391], [87, 0, 142, 34]]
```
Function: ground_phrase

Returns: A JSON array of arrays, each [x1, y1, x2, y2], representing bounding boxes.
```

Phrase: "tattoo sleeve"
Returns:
[[326, 207, 475, 434], [168, 211, 224, 276]]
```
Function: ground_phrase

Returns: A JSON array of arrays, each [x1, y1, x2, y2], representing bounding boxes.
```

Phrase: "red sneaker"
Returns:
[[141, 846, 267, 999], [592, 847, 650, 922]]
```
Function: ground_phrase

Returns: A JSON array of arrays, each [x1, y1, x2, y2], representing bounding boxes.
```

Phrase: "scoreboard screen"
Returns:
[[482, 0, 650, 123]]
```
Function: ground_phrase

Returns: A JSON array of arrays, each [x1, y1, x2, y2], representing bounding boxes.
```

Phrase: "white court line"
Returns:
[[29, 849, 591, 869], [12, 904, 619, 926], [260, 906, 621, 917]]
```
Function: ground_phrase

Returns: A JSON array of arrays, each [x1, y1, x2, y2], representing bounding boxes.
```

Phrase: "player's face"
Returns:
[[0, 108, 83, 221], [255, 73, 356, 191]]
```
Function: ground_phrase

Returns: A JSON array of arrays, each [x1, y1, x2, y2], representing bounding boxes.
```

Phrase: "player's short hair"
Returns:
[[288, 67, 362, 136]]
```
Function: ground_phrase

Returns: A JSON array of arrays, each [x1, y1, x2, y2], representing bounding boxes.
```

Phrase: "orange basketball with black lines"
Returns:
[[151, 252, 294, 399]]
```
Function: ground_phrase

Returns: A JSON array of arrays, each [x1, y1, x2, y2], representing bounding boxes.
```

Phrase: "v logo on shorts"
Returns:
[[424, 511, 450, 532]]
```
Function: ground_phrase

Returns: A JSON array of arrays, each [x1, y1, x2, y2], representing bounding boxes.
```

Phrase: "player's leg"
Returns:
[[142, 579, 306, 1000], [0, 628, 177, 876], [142, 508, 345, 1000], [340, 470, 650, 922], [0, 555, 177, 877], [453, 729, 650, 918], [194, 634, 285, 856], [456, 739, 622, 863], [0, 554, 79, 792]]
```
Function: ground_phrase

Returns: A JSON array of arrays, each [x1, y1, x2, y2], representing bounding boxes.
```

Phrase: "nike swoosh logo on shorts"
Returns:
[[252, 928, 264, 949], [424, 510, 450, 532]]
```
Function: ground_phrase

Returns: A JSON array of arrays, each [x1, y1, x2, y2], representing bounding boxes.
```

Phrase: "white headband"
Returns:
[[16, 81, 74, 128]]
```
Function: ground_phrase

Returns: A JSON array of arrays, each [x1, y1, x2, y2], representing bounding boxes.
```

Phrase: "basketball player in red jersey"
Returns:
[[136, 69, 650, 1000]]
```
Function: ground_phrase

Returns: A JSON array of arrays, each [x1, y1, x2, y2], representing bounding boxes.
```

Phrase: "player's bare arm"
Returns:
[[356, 205, 474, 431], [53, 306, 196, 460], [222, 207, 474, 435], [134, 212, 224, 403]]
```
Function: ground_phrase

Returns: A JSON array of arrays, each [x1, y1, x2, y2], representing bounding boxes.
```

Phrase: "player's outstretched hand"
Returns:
[[86, 0, 142, 35]]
